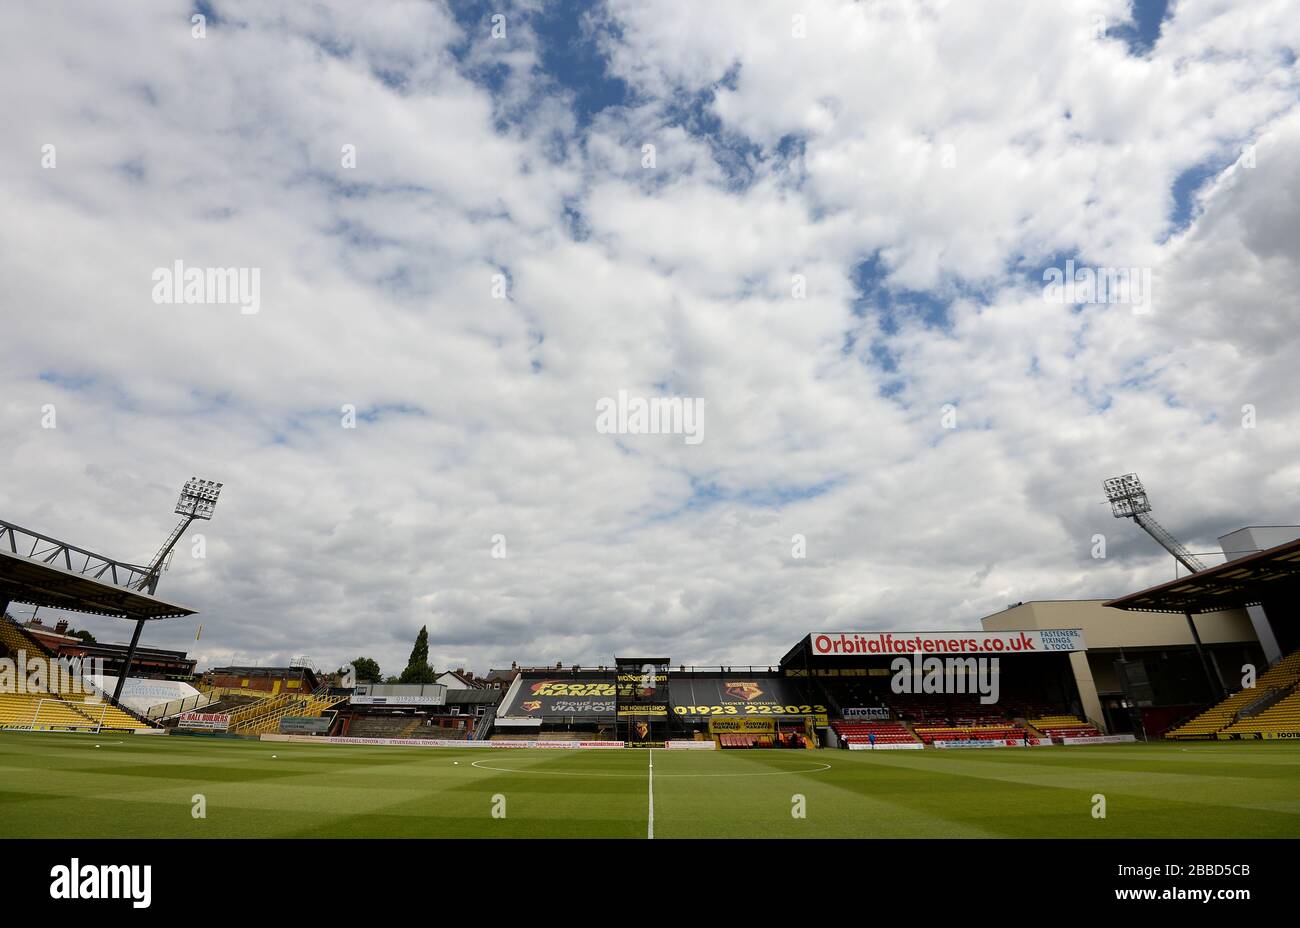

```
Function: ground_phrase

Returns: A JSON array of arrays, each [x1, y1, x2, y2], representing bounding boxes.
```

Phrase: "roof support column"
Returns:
[[1184, 612, 1226, 700], [112, 618, 147, 705]]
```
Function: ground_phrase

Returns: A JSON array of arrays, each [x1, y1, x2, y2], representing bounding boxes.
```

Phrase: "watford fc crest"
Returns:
[[635, 722, 650, 740], [725, 681, 764, 701], [521, 700, 542, 712]]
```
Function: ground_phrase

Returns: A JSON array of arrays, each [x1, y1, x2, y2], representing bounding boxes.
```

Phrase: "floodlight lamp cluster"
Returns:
[[1103, 473, 1151, 519], [175, 477, 223, 521]]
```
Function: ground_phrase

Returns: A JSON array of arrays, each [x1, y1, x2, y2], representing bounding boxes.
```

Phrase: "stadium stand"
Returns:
[[346, 716, 421, 738], [408, 725, 467, 740], [221, 692, 290, 726], [912, 722, 1027, 744], [505, 730, 585, 742], [340, 713, 475, 739], [1028, 715, 1101, 739], [0, 692, 153, 731], [0, 614, 53, 656], [0, 693, 94, 729], [1164, 647, 1300, 739], [67, 699, 155, 731], [156, 691, 259, 721], [227, 693, 346, 735], [886, 694, 952, 721], [831, 721, 920, 746], [1220, 684, 1300, 737], [1, 616, 156, 731], [813, 676, 886, 714], [718, 733, 775, 748]]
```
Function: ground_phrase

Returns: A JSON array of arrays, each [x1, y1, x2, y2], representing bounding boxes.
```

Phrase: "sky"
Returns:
[[1, 0, 1297, 679]]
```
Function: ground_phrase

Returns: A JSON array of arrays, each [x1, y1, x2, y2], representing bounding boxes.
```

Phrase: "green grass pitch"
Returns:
[[1, 732, 1297, 838]]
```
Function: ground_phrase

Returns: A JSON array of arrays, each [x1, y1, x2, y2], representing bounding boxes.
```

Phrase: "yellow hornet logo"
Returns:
[[521, 700, 542, 712], [725, 682, 764, 701], [636, 722, 650, 740]]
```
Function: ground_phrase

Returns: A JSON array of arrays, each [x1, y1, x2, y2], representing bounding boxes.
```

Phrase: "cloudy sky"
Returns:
[[2, 0, 1297, 678]]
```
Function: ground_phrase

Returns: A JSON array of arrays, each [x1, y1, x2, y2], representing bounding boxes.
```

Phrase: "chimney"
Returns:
[[55, 620, 69, 634]]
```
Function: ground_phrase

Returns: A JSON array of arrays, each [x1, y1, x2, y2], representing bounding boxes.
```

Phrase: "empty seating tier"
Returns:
[[1029, 715, 1100, 739], [0, 693, 153, 731], [831, 721, 919, 746], [1221, 685, 1300, 737], [913, 723, 1027, 744], [718, 733, 774, 748], [1165, 648, 1300, 739]]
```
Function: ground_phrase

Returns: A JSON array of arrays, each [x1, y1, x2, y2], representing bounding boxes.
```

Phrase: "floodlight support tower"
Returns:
[[1102, 473, 1207, 573], [112, 478, 222, 704], [1102, 473, 1224, 699], [1130, 511, 1207, 574]]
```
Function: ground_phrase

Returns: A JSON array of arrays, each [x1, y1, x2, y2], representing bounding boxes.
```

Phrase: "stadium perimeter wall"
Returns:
[[262, 734, 626, 748]]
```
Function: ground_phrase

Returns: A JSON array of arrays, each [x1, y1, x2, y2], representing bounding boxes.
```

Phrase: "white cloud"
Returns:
[[0, 1, 1296, 677]]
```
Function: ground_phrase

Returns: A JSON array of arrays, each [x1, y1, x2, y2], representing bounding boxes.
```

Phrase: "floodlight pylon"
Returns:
[[134, 478, 223, 595], [1102, 472, 1225, 698], [1102, 473, 1207, 573], [113, 477, 221, 704]]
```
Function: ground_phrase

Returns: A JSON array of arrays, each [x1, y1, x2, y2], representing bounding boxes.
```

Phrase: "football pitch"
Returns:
[[1, 732, 1298, 839]]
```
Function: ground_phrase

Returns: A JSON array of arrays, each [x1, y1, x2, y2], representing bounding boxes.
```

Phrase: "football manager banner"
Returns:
[[502, 678, 616, 717]]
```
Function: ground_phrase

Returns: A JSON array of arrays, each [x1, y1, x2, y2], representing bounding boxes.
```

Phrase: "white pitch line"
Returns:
[[647, 747, 654, 840], [467, 758, 833, 778]]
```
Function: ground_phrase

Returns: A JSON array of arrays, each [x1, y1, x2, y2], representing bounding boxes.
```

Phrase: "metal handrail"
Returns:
[[146, 692, 216, 720]]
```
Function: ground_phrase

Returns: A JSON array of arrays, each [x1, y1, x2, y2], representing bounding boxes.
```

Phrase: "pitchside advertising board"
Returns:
[[933, 738, 1054, 748], [177, 712, 229, 731], [810, 629, 1086, 656], [708, 717, 776, 734]]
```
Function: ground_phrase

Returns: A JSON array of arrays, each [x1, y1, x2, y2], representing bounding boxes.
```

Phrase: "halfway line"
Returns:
[[647, 747, 654, 840]]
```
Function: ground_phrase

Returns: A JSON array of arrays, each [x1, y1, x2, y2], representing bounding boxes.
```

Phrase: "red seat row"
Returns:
[[832, 721, 919, 745]]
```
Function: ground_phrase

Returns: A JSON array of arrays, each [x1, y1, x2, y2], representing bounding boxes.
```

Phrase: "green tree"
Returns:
[[342, 656, 381, 683], [398, 626, 437, 685]]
